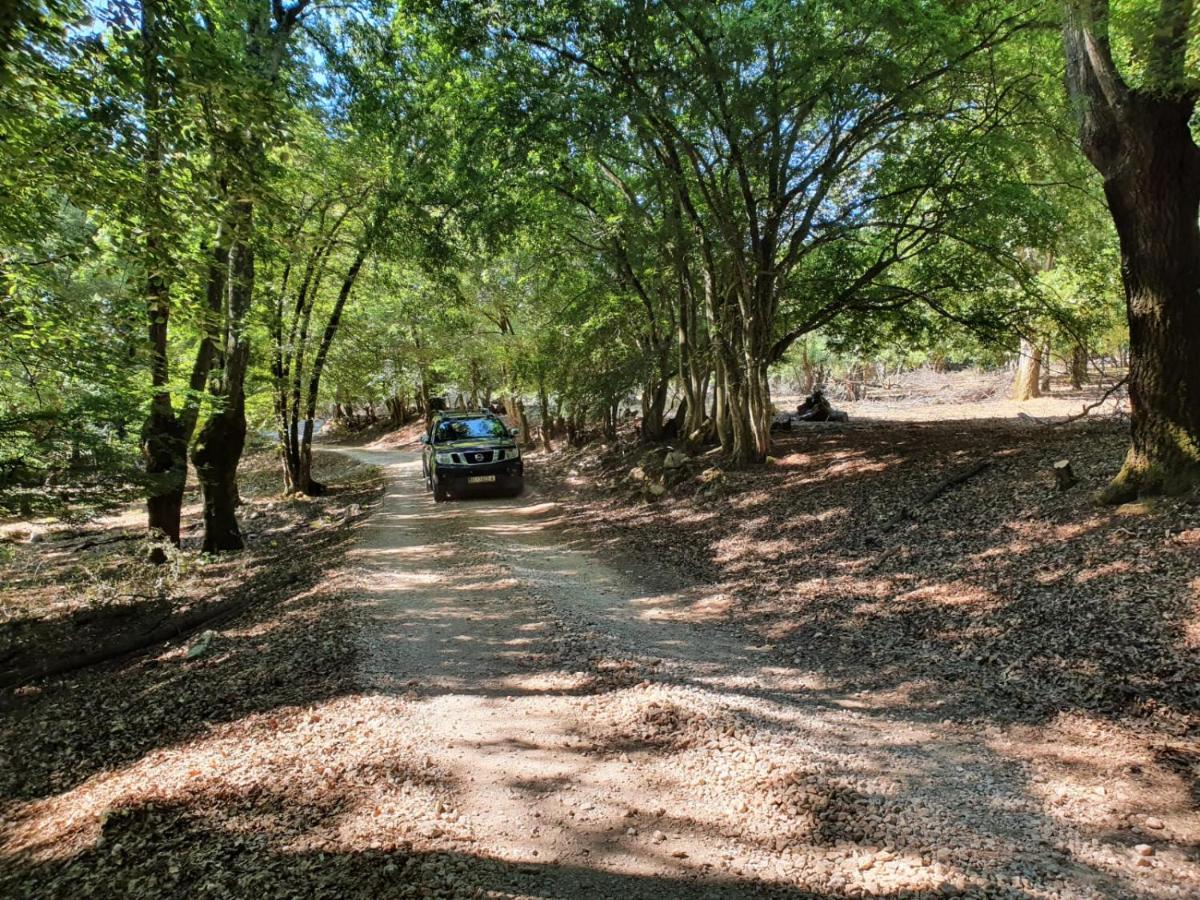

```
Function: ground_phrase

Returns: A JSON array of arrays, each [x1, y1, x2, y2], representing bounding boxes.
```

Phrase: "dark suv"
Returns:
[[420, 411, 524, 502]]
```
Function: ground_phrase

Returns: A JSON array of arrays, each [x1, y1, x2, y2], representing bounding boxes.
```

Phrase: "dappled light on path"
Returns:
[[318, 447, 1200, 896], [3, 442, 1196, 898]]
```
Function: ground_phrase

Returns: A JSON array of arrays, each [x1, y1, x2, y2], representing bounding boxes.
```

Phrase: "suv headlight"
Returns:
[[435, 451, 454, 464]]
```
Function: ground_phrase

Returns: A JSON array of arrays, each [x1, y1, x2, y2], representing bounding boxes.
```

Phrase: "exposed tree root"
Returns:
[[1095, 449, 1200, 505]]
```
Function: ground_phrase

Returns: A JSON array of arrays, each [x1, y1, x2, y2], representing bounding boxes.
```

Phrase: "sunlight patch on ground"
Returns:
[[1074, 560, 1134, 583], [0, 696, 420, 863], [888, 583, 1003, 610], [488, 672, 594, 693], [987, 713, 1200, 886], [507, 502, 561, 518]]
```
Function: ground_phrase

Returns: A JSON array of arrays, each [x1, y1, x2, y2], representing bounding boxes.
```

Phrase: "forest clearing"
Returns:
[[4, 1, 1200, 898]]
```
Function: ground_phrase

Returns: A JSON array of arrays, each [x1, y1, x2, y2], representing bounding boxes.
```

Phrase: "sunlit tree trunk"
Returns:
[[1065, 1, 1200, 501], [1012, 338, 1043, 401]]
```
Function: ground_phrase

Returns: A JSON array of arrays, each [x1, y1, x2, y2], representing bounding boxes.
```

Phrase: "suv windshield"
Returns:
[[434, 417, 509, 443]]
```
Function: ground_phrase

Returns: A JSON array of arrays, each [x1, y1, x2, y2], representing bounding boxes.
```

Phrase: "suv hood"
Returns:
[[434, 438, 516, 451]]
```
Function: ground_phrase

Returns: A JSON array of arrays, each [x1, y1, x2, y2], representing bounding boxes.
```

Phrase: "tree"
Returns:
[[189, 0, 311, 551], [479, 0, 1062, 462], [138, 0, 188, 557], [1012, 338, 1045, 401], [1063, 0, 1200, 501]]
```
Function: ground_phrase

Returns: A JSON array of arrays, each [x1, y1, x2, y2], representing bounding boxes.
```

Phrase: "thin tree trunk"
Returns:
[[1070, 342, 1088, 390], [418, 373, 431, 421], [537, 380, 552, 452], [713, 356, 729, 452], [298, 243, 371, 494], [286, 249, 330, 489], [513, 398, 532, 448]]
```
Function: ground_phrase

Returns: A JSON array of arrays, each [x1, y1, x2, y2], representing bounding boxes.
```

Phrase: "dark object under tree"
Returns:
[[796, 389, 847, 423], [1053, 459, 1078, 492]]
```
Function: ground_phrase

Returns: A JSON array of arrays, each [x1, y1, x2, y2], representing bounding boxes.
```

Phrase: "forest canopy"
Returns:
[[2, 0, 1196, 551]]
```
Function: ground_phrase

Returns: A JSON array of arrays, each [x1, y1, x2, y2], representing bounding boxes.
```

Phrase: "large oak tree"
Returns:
[[1064, 0, 1200, 501]]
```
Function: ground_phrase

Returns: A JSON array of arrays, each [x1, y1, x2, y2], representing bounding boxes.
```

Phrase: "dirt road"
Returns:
[[331, 447, 1193, 899]]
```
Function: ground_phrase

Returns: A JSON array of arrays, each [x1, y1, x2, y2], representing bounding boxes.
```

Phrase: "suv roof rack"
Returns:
[[434, 409, 496, 419]]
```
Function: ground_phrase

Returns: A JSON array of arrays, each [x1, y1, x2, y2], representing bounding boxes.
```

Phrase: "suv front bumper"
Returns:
[[434, 459, 523, 487]]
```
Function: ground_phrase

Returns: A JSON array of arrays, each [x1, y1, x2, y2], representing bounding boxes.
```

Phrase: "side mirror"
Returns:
[[510, 427, 520, 437], [419, 434, 429, 444]]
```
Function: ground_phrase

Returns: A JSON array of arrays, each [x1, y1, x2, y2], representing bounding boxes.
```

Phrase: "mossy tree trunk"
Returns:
[[1065, 1, 1200, 501]]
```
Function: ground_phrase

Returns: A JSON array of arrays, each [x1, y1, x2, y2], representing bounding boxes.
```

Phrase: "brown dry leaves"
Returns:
[[0, 450, 386, 897], [542, 419, 1200, 732]]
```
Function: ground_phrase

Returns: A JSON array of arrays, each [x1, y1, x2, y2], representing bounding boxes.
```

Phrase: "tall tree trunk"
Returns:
[[513, 398, 533, 449], [744, 356, 772, 462], [418, 373, 431, 421], [1065, 2, 1200, 501], [298, 242, 370, 494], [139, 0, 185, 561], [286, 253, 327, 490], [640, 375, 669, 441], [193, 389, 246, 552], [1102, 148, 1200, 498], [537, 380, 552, 452], [192, 207, 253, 553], [713, 356, 729, 452], [1039, 342, 1052, 394], [279, 201, 353, 492], [1012, 338, 1043, 401]]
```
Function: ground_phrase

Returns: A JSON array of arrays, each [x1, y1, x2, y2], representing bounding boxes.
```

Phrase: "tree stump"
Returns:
[[1053, 459, 1078, 491]]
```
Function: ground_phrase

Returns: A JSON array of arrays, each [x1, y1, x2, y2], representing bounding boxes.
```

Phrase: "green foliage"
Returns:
[[0, 0, 1135, 511]]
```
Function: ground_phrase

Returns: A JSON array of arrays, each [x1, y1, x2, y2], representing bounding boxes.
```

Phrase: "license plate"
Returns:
[[467, 475, 496, 484]]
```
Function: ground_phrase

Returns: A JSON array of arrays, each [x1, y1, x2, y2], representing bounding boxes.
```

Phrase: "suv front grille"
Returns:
[[452, 450, 495, 464]]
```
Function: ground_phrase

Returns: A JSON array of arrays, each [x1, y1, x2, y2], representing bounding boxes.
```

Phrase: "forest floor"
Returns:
[[2, 380, 1198, 898]]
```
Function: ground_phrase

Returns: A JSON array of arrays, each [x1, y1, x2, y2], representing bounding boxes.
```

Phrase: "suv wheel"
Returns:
[[433, 480, 449, 503]]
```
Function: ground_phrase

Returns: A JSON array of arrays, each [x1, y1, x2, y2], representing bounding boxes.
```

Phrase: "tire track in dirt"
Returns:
[[331, 447, 1194, 899]]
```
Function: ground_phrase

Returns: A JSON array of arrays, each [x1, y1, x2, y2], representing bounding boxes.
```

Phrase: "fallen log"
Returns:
[[918, 458, 992, 506], [879, 457, 993, 531], [0, 590, 257, 693]]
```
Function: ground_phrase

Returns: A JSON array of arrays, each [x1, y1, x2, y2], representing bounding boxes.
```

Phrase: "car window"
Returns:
[[434, 417, 508, 442]]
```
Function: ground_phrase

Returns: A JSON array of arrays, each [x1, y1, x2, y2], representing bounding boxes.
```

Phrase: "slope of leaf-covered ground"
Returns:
[[0, 445, 381, 684], [0, 449, 385, 896], [4, 408, 1198, 897], [533, 414, 1200, 854]]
